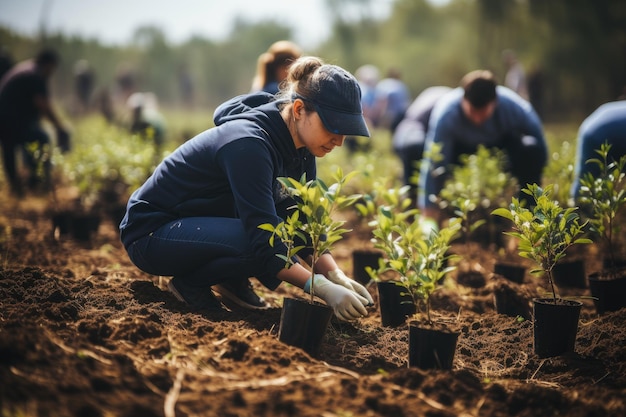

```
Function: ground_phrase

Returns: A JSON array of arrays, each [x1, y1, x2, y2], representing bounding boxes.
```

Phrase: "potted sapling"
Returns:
[[578, 142, 626, 313], [369, 198, 462, 369], [259, 168, 362, 355], [404, 221, 462, 370], [439, 146, 520, 286], [542, 140, 588, 289], [368, 197, 421, 327], [492, 184, 592, 358], [350, 177, 402, 285]]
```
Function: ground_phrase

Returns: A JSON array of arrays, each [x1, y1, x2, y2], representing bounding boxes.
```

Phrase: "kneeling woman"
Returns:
[[119, 56, 373, 321]]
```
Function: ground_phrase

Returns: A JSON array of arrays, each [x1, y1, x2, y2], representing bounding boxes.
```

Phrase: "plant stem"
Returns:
[[547, 269, 557, 303]]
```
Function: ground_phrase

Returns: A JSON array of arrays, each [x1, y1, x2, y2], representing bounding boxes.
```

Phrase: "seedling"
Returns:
[[578, 142, 626, 273], [439, 145, 517, 253], [259, 168, 361, 303], [492, 184, 592, 302], [369, 199, 461, 323]]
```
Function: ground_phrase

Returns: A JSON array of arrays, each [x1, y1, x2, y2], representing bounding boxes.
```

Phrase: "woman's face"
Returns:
[[291, 100, 345, 157]]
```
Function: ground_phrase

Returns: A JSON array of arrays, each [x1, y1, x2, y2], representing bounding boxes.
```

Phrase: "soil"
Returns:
[[1, 192, 625, 417]]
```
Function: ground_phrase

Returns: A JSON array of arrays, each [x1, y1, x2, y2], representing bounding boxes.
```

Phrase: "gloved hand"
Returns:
[[305, 274, 369, 321], [419, 216, 439, 237], [327, 269, 374, 306]]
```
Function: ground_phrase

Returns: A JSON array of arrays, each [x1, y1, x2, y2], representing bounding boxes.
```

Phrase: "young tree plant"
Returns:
[[578, 142, 626, 272], [492, 184, 592, 303], [259, 168, 361, 304], [439, 145, 518, 254], [369, 200, 461, 323]]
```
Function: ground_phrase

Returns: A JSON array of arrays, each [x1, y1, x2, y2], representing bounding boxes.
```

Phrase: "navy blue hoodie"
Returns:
[[119, 92, 315, 281]]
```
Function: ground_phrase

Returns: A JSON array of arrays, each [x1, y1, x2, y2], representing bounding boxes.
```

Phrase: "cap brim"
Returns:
[[316, 104, 371, 137]]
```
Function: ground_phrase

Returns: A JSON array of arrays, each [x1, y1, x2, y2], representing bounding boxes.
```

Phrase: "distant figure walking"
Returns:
[[0, 48, 71, 196], [502, 49, 528, 100]]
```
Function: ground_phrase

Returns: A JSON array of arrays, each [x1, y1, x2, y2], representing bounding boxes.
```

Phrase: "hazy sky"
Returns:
[[0, 0, 397, 49]]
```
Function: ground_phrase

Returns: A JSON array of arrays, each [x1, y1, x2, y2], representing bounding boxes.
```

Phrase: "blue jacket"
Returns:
[[571, 100, 626, 199], [418, 86, 546, 209], [120, 92, 315, 278]]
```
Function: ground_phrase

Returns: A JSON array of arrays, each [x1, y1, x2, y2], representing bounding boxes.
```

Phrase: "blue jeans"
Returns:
[[127, 217, 281, 289]]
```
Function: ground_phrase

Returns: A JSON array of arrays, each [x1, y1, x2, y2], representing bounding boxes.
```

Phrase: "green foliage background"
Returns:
[[1, 0, 624, 121], [0, 0, 622, 204]]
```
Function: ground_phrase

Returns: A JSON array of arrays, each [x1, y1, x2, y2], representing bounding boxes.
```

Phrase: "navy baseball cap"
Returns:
[[294, 65, 370, 137]]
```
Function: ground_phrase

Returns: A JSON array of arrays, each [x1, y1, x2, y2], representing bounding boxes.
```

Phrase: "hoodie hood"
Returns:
[[213, 92, 307, 171], [213, 92, 278, 125]]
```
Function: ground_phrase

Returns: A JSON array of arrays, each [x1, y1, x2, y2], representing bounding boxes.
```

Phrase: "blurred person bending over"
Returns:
[[0, 48, 70, 196], [418, 70, 547, 227], [392, 86, 452, 204], [120, 56, 374, 320], [570, 99, 626, 200], [126, 92, 166, 147], [251, 40, 302, 95]]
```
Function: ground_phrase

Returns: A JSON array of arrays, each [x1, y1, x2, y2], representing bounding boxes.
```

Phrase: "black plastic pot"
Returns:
[[52, 211, 73, 236], [278, 297, 333, 356], [602, 257, 626, 270], [352, 249, 382, 285], [492, 283, 532, 320], [552, 259, 587, 289], [493, 262, 525, 284], [71, 213, 101, 241], [588, 269, 626, 314], [533, 298, 582, 358], [51, 211, 101, 241], [377, 281, 416, 327], [408, 323, 459, 370]]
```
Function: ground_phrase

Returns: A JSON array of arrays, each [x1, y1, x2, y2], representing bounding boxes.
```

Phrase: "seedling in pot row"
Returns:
[[259, 168, 361, 355], [578, 141, 626, 273], [492, 184, 591, 357]]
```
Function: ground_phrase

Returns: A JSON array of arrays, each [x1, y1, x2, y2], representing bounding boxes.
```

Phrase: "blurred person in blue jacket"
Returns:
[[570, 99, 626, 200], [120, 56, 373, 321], [392, 86, 452, 204], [344, 64, 380, 154], [418, 70, 547, 228], [373, 67, 411, 135]]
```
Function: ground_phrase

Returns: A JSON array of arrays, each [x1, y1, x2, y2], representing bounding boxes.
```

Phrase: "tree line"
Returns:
[[0, 0, 624, 122]]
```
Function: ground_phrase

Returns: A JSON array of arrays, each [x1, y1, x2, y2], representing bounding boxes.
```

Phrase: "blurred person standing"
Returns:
[[73, 59, 95, 115], [373, 67, 411, 135], [0, 46, 13, 81], [344, 64, 380, 153], [251, 40, 302, 95], [418, 70, 547, 227], [502, 49, 528, 100], [570, 99, 626, 200], [0, 48, 70, 196], [355, 64, 380, 127]]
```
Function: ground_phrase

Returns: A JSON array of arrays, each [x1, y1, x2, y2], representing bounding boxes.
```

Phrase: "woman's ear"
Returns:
[[292, 98, 305, 120]]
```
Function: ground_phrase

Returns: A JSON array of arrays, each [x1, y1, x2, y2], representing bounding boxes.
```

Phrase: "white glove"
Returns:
[[419, 216, 439, 237], [305, 274, 369, 321], [327, 269, 374, 306]]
